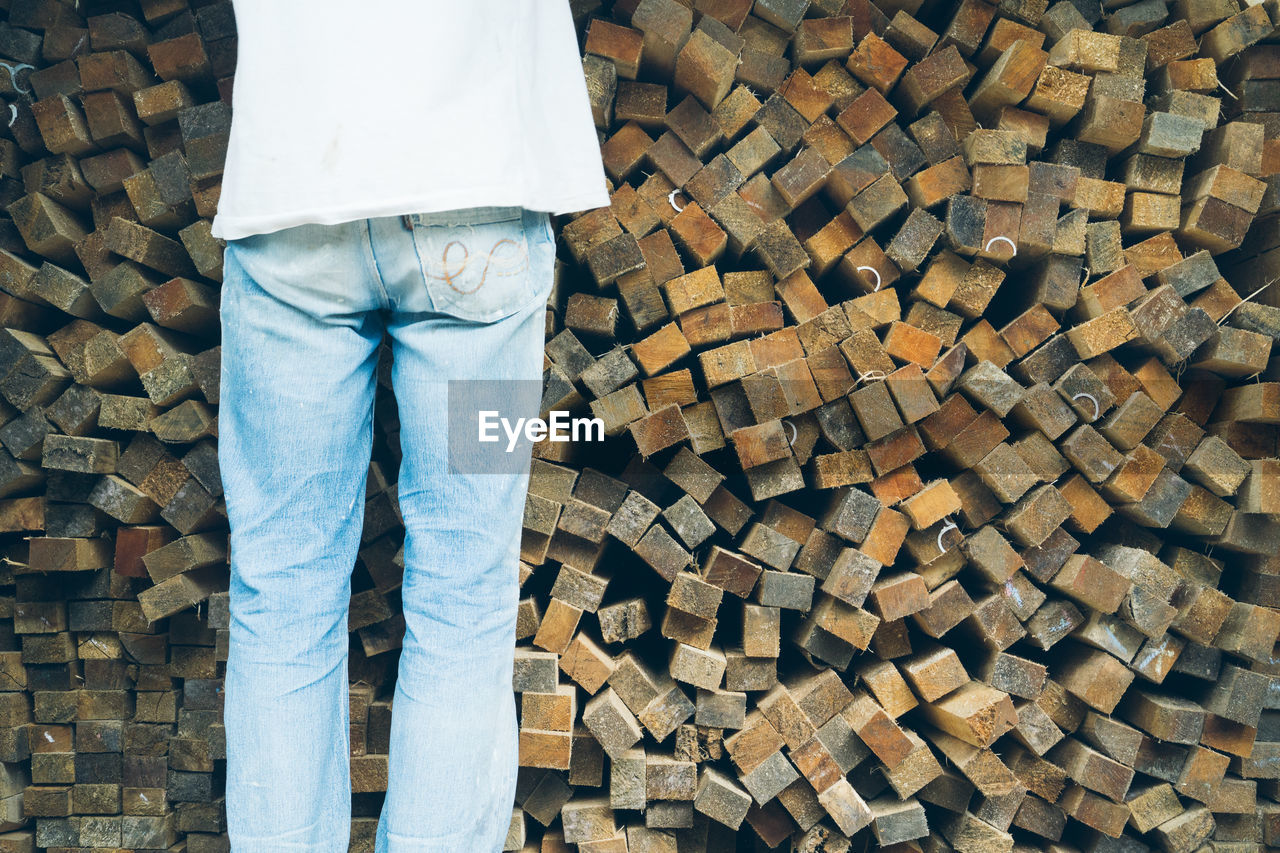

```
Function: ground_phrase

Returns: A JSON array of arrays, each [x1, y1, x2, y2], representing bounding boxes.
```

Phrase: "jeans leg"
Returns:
[[373, 247, 550, 851], [219, 227, 386, 853]]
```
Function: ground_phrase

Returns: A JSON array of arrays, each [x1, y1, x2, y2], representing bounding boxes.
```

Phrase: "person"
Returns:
[[210, 3, 610, 851]]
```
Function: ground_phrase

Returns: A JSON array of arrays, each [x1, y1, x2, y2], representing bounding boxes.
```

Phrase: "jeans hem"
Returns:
[[380, 828, 505, 853]]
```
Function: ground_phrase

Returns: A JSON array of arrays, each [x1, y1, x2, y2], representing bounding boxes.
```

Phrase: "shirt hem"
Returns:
[[210, 187, 613, 241]]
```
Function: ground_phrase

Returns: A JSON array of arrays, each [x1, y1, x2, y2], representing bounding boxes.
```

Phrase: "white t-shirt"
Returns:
[[209, 1, 612, 240]]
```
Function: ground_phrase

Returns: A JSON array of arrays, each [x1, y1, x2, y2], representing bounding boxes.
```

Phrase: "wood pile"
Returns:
[[0, 0, 1275, 851], [516, 0, 1280, 850]]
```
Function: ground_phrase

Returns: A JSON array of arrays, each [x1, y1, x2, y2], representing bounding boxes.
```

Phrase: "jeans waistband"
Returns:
[[401, 205, 525, 229]]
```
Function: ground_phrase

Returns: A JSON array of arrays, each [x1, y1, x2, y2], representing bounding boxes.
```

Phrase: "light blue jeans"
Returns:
[[217, 206, 555, 852]]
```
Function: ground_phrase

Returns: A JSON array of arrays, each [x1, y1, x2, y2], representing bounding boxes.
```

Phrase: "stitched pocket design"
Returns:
[[407, 206, 539, 323]]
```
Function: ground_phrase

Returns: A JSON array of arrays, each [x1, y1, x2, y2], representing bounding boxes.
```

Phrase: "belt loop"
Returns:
[[401, 213, 412, 230]]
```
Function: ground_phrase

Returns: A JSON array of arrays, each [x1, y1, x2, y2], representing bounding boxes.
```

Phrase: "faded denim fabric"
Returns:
[[217, 206, 554, 852]]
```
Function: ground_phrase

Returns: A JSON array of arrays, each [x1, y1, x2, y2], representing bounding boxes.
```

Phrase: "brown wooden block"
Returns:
[[582, 51, 617, 130], [698, 547, 761, 600], [972, 442, 1039, 505], [770, 147, 831, 211], [564, 293, 618, 340], [678, 303, 734, 350], [1182, 435, 1249, 497], [626, 0, 693, 69], [945, 193, 988, 256], [144, 29, 214, 83], [911, 303, 962, 350], [994, 307, 1054, 362], [856, 659, 917, 720], [803, 115, 855, 170], [837, 237, 900, 297], [699, 341, 756, 391], [1023, 67, 1087, 131], [826, 144, 891, 210], [869, 464, 924, 508], [1102, 445, 1166, 504], [841, 691, 913, 768], [937, 0, 995, 56], [7, 193, 89, 268], [1200, 4, 1272, 62], [880, 322, 939, 371], [905, 156, 972, 209], [971, 164, 1028, 204], [1099, 391, 1164, 451], [950, 259, 1005, 320], [1133, 111, 1204, 161], [995, 105, 1048, 155], [884, 362, 939, 425], [1122, 153, 1185, 197], [883, 10, 938, 61], [957, 360, 1024, 419], [1067, 176, 1126, 220], [687, 157, 745, 217], [729, 420, 790, 470], [901, 645, 969, 703], [630, 323, 691, 378], [561, 209, 625, 265], [908, 113, 961, 167], [1057, 784, 1129, 838], [931, 403, 1002, 467], [960, 588, 1027, 653], [836, 88, 898, 149], [846, 33, 908, 96], [912, 250, 968, 310], [1066, 308, 1138, 360], [586, 19, 645, 80], [787, 16, 852, 65], [859, 505, 909, 568], [645, 128, 706, 189], [850, 380, 904, 442], [1187, 164, 1265, 215], [1076, 266, 1145, 322], [1129, 360, 1180, 414], [900, 480, 960, 530], [1179, 195, 1253, 254], [809, 449, 874, 490], [1002, 484, 1073, 548], [885, 208, 943, 273], [1056, 645, 1136, 715], [582, 688, 643, 762], [921, 682, 1018, 749], [1191, 326, 1272, 379], [802, 213, 861, 278], [909, 579, 975, 641], [611, 81, 665, 129], [1057, 473, 1113, 534], [897, 45, 970, 115], [751, 218, 809, 281], [30, 94, 98, 156], [810, 58, 864, 117], [971, 39, 1047, 122], [1007, 382, 1075, 442], [868, 572, 929, 622]]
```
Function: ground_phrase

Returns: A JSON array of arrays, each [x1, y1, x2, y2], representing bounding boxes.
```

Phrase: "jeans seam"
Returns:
[[405, 223, 439, 315], [364, 218, 394, 310]]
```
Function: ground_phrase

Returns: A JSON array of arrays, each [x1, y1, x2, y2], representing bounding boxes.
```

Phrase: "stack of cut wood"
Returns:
[[0, 1, 243, 850], [514, 0, 1280, 850], [0, 0, 1277, 851]]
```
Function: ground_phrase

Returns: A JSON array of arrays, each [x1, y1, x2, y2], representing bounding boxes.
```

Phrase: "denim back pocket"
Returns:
[[406, 205, 547, 323]]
